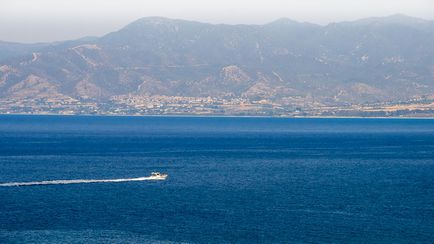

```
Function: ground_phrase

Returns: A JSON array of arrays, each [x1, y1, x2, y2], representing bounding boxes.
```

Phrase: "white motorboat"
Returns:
[[148, 172, 168, 180]]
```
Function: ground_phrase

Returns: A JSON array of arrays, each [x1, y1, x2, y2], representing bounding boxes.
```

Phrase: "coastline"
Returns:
[[1, 112, 434, 119]]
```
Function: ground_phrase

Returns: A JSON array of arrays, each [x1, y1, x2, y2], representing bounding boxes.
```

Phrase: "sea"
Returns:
[[0, 115, 433, 243]]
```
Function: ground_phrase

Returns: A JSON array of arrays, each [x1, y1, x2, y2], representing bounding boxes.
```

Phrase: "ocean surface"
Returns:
[[0, 115, 433, 243]]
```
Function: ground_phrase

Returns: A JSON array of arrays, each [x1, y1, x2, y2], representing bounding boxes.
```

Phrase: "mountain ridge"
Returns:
[[1, 15, 434, 116]]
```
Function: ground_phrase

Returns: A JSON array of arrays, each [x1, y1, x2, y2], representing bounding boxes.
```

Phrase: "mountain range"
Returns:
[[1, 14, 434, 116]]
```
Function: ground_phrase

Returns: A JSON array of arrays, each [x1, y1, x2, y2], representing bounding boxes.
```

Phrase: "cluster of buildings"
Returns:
[[109, 95, 288, 115], [0, 95, 433, 117]]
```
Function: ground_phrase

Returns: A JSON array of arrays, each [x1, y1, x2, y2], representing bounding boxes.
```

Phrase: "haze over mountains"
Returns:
[[1, 14, 434, 116]]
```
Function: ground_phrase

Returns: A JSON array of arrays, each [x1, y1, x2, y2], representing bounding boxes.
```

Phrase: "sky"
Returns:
[[0, 0, 433, 43]]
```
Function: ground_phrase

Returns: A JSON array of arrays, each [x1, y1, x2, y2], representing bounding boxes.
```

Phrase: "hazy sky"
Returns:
[[1, 0, 433, 43]]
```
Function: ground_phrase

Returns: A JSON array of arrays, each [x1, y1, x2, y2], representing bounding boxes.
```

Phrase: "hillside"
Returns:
[[1, 15, 434, 116]]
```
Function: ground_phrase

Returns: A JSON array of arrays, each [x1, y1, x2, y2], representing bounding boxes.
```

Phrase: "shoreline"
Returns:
[[1, 113, 434, 119]]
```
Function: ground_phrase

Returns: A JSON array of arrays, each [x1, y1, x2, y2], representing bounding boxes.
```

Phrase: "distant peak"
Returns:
[[125, 16, 179, 28], [267, 18, 300, 25], [265, 18, 320, 28], [382, 13, 427, 23], [387, 13, 422, 19], [120, 16, 210, 32], [353, 14, 428, 25], [128, 16, 207, 26], [134, 16, 175, 24]]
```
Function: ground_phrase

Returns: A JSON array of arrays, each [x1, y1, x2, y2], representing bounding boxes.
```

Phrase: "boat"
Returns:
[[148, 172, 168, 180]]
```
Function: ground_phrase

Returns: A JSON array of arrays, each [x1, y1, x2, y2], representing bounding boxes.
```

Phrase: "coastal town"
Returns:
[[1, 94, 433, 117]]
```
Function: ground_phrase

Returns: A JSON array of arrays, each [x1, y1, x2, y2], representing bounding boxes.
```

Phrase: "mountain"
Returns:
[[1, 15, 434, 116]]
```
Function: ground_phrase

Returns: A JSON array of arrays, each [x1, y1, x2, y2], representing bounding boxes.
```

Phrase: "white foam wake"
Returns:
[[0, 176, 161, 187]]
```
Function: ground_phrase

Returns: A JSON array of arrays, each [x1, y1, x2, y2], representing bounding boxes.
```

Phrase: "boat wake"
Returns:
[[0, 176, 163, 187]]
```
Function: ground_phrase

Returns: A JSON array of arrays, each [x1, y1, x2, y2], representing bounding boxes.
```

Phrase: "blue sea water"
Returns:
[[0, 115, 433, 243]]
